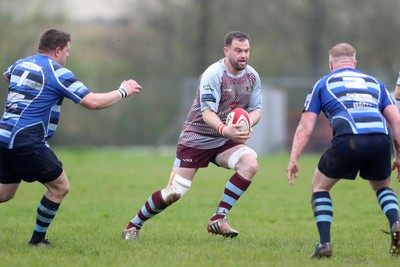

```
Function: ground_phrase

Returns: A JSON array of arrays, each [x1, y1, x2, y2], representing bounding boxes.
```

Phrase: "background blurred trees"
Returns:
[[1, 0, 400, 150]]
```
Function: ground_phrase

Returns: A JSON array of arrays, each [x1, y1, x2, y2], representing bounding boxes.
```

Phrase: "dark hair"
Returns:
[[38, 29, 71, 53], [224, 31, 251, 47]]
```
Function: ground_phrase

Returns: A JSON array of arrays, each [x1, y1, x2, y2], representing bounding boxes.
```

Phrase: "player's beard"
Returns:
[[230, 57, 247, 71]]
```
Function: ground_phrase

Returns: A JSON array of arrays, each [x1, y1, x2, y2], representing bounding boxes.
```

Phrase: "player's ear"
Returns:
[[223, 46, 229, 56], [55, 47, 62, 57]]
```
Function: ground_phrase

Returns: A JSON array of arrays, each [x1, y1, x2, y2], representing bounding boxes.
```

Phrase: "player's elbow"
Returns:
[[81, 93, 103, 110], [81, 101, 102, 110]]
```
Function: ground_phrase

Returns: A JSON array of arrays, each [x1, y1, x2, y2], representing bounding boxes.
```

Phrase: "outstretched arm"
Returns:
[[81, 79, 142, 110], [287, 111, 318, 185]]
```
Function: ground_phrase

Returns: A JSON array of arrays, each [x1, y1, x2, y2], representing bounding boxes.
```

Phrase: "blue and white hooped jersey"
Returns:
[[304, 68, 394, 137], [0, 54, 91, 148]]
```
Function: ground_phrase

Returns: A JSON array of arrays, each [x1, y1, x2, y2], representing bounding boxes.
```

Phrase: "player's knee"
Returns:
[[56, 177, 70, 197], [59, 184, 70, 197], [161, 173, 192, 206], [50, 172, 70, 199], [50, 186, 69, 202], [238, 156, 258, 176], [246, 157, 259, 175], [0, 184, 18, 203], [48, 182, 70, 201], [228, 147, 258, 173]]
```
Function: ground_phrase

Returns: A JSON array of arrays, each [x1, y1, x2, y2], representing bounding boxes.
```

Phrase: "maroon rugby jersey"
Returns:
[[178, 59, 262, 149]]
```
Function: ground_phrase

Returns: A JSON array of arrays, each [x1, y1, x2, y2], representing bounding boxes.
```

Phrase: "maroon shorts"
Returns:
[[174, 139, 244, 168]]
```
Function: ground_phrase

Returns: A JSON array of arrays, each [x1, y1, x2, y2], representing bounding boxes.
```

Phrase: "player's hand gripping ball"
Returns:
[[226, 108, 251, 132]]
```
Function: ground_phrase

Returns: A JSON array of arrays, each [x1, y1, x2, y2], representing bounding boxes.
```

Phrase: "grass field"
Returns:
[[1, 148, 399, 267]]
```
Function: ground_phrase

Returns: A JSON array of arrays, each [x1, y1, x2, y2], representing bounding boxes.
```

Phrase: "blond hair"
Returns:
[[329, 43, 356, 61]]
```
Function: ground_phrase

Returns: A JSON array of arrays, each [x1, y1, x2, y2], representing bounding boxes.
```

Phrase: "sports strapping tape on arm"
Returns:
[[227, 147, 257, 169]]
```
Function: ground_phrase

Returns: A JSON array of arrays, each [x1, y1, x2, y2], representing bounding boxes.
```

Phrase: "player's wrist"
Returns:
[[216, 122, 225, 136], [117, 85, 128, 98]]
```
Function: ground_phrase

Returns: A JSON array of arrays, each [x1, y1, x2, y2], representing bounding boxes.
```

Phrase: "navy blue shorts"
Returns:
[[0, 144, 63, 184], [174, 139, 245, 168], [318, 134, 392, 181]]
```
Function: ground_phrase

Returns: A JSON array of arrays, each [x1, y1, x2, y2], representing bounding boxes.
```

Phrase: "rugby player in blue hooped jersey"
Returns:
[[122, 31, 262, 240], [287, 43, 400, 257], [0, 28, 142, 246]]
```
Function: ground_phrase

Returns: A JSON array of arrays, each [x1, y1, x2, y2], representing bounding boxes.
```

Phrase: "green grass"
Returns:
[[1, 148, 399, 266]]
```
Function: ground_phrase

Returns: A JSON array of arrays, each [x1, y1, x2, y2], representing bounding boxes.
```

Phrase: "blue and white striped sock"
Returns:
[[376, 187, 399, 228], [311, 191, 333, 244], [30, 196, 60, 244]]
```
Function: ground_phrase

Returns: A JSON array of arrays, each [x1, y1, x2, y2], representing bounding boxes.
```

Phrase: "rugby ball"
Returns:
[[226, 108, 251, 132]]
